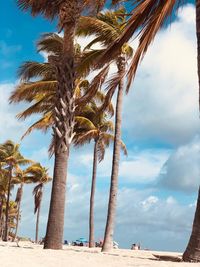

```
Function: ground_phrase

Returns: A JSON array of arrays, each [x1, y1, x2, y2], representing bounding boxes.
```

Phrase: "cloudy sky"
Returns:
[[1, 0, 199, 252]]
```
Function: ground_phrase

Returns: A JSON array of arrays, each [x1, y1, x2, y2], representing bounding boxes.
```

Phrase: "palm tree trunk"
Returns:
[[44, 1, 81, 250], [3, 165, 12, 241], [182, 2, 200, 261], [13, 184, 23, 241], [102, 56, 125, 252], [89, 140, 98, 248], [183, 187, 200, 262], [0, 195, 3, 239], [35, 202, 41, 243], [197, 0, 200, 111]]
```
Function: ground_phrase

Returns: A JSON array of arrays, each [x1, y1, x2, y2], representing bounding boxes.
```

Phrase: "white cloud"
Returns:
[[158, 137, 200, 192], [119, 150, 170, 183], [0, 83, 28, 142], [123, 4, 199, 146]]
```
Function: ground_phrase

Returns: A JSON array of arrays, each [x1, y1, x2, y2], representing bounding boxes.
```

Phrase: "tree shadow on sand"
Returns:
[[152, 254, 182, 262]]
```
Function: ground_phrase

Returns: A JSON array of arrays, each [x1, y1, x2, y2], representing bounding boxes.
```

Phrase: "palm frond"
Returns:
[[16, 96, 53, 120], [9, 81, 56, 103], [75, 116, 96, 131], [76, 64, 110, 106], [37, 33, 63, 55], [21, 113, 53, 139], [74, 130, 98, 147], [77, 49, 104, 77], [17, 61, 54, 81]]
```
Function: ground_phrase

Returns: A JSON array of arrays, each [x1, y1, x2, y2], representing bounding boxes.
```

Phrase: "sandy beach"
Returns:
[[0, 241, 199, 267]]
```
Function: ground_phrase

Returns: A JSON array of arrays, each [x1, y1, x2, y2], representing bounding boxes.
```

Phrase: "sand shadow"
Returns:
[[152, 254, 182, 262]]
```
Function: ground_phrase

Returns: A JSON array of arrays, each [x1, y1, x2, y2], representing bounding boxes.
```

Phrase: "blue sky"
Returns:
[[0, 0, 200, 252]]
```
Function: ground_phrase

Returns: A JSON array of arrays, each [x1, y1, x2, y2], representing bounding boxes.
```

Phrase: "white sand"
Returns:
[[0, 241, 199, 267]]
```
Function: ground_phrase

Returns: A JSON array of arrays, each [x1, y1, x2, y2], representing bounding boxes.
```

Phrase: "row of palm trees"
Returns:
[[10, 7, 129, 249], [11, 0, 200, 262], [0, 140, 51, 243]]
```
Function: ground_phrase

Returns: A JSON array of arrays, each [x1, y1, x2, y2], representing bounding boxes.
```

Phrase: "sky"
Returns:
[[0, 0, 199, 252]]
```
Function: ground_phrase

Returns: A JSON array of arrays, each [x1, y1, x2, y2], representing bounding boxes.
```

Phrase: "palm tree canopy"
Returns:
[[16, 0, 122, 20], [0, 140, 33, 167], [98, 0, 182, 89], [31, 163, 52, 214]]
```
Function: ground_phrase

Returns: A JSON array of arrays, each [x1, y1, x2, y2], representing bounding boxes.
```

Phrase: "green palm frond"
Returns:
[[77, 16, 119, 46], [75, 116, 96, 131], [77, 49, 105, 77]]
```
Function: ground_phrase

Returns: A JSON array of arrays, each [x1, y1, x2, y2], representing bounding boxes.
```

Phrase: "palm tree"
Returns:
[[10, 34, 112, 249], [16, 0, 120, 249], [76, 7, 133, 251], [96, 0, 200, 261], [0, 140, 32, 241], [24, 163, 52, 243], [0, 169, 9, 238], [74, 99, 127, 248], [11, 165, 42, 241]]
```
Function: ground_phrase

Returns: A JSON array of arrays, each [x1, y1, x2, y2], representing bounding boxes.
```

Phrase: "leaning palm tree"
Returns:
[[74, 100, 127, 248], [76, 7, 133, 251], [0, 140, 32, 241], [97, 0, 200, 261], [16, 0, 121, 249]]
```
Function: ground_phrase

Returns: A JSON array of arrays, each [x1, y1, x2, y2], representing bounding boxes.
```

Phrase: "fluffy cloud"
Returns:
[[158, 137, 200, 192], [0, 83, 28, 142], [123, 4, 199, 146]]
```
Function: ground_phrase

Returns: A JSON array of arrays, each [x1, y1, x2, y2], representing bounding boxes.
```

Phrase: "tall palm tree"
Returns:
[[16, 0, 122, 249], [77, 7, 133, 251], [0, 140, 32, 241], [24, 163, 52, 243], [10, 34, 113, 248], [96, 0, 200, 261], [74, 100, 127, 248]]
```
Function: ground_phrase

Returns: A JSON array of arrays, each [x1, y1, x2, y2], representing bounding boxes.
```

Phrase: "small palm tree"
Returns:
[[11, 165, 42, 241], [77, 7, 133, 251], [16, 0, 120, 249], [26, 163, 52, 243], [0, 140, 32, 241], [0, 170, 9, 238]]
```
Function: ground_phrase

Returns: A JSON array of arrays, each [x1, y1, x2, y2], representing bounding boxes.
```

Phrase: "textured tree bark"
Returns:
[[89, 140, 98, 248], [0, 195, 3, 238], [182, 2, 200, 261], [44, 1, 81, 249], [35, 199, 41, 244], [3, 165, 12, 241], [102, 56, 125, 252], [13, 183, 23, 241], [183, 187, 200, 262]]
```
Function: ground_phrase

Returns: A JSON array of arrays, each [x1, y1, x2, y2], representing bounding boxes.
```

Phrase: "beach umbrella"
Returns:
[[76, 237, 87, 243]]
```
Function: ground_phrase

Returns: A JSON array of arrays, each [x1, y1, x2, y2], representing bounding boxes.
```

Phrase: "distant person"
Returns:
[[131, 243, 139, 250]]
